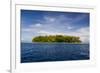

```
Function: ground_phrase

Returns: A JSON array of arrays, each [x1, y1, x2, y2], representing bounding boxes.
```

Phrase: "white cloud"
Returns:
[[37, 30, 64, 35], [22, 25, 89, 43], [77, 27, 89, 43], [44, 16, 55, 22], [67, 26, 73, 30], [29, 23, 42, 28], [21, 13, 89, 43], [22, 23, 43, 32], [37, 27, 89, 43], [22, 28, 32, 32], [34, 23, 42, 27], [63, 27, 89, 43]]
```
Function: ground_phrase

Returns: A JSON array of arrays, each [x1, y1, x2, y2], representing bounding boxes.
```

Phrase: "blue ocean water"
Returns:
[[21, 43, 89, 63]]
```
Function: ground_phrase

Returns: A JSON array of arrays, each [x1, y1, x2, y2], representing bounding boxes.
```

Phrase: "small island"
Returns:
[[32, 35, 81, 43]]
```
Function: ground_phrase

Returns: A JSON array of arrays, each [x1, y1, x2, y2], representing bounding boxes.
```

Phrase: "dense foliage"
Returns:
[[32, 35, 81, 43]]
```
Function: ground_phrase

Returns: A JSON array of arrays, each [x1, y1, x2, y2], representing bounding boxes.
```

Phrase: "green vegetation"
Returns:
[[32, 35, 81, 43]]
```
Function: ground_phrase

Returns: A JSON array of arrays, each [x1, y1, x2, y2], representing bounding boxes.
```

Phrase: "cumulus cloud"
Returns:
[[34, 23, 42, 27], [44, 16, 56, 22], [35, 27, 89, 43], [22, 26, 89, 43], [21, 10, 89, 43]]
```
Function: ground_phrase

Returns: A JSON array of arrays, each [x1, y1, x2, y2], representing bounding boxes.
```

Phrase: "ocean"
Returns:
[[21, 43, 89, 63]]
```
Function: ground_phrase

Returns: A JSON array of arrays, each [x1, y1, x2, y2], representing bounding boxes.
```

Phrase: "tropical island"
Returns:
[[32, 35, 81, 43]]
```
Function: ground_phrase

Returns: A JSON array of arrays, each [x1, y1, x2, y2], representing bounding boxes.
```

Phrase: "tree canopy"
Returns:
[[32, 35, 81, 43]]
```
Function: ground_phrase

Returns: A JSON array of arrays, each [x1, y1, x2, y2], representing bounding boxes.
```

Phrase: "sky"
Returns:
[[21, 10, 90, 43]]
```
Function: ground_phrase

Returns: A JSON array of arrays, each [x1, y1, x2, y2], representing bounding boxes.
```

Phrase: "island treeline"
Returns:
[[32, 35, 81, 43]]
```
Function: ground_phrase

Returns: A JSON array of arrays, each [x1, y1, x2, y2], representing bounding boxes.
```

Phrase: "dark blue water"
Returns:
[[21, 43, 89, 63]]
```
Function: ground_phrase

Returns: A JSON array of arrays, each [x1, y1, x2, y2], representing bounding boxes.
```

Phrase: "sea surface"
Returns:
[[21, 43, 89, 63]]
